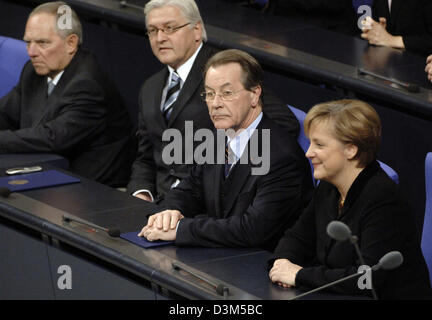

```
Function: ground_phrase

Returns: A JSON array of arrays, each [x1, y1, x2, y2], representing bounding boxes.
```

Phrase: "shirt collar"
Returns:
[[167, 42, 203, 85], [47, 70, 65, 86], [227, 112, 263, 161]]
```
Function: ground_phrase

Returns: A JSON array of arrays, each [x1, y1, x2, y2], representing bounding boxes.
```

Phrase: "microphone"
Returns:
[[327, 220, 377, 299], [62, 214, 121, 238], [172, 261, 230, 297], [0, 187, 11, 198], [327, 221, 366, 265], [289, 250, 403, 300], [372, 251, 404, 271], [358, 68, 420, 93], [119, 1, 144, 10]]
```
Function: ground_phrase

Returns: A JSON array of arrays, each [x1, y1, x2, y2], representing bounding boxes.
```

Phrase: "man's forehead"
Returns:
[[205, 82, 233, 90], [206, 63, 243, 79], [205, 66, 243, 89], [146, 5, 186, 25], [25, 13, 56, 34]]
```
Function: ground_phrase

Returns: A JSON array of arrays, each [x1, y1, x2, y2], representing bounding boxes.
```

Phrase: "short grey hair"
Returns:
[[29, 1, 83, 45], [144, 0, 207, 42]]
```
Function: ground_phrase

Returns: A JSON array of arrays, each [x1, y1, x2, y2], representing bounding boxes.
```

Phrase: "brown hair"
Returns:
[[304, 99, 381, 167], [204, 49, 263, 91]]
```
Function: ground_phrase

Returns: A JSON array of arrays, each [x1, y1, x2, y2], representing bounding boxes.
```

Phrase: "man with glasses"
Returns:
[[138, 49, 313, 250], [126, 0, 299, 202]]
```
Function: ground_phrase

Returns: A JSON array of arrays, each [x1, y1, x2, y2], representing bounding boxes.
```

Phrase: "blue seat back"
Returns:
[[287, 105, 310, 153], [422, 152, 432, 285], [352, 0, 374, 12], [0, 35, 29, 98], [287, 105, 315, 184], [378, 160, 399, 184]]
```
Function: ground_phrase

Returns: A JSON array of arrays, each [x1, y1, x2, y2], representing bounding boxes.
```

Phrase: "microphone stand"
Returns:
[[350, 236, 378, 300], [119, 1, 144, 11], [290, 271, 366, 300]]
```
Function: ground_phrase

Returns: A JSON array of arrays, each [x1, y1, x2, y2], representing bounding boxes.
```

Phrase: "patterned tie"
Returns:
[[225, 140, 235, 178], [47, 80, 55, 96], [162, 71, 181, 121]]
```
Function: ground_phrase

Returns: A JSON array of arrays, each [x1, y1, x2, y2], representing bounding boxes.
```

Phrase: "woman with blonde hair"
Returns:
[[269, 99, 432, 299]]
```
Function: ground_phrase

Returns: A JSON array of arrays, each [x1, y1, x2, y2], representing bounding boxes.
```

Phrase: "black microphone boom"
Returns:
[[289, 250, 403, 300], [119, 1, 144, 11], [172, 261, 229, 297], [62, 214, 121, 238], [358, 68, 420, 93], [327, 220, 377, 299]]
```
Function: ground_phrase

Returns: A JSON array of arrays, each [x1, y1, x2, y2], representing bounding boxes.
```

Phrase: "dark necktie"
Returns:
[[162, 71, 181, 121], [225, 141, 235, 178]]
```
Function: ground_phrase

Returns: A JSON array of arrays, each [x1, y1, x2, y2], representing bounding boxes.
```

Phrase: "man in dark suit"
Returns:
[[126, 0, 299, 202], [138, 49, 313, 250], [361, 0, 432, 55], [0, 2, 135, 187]]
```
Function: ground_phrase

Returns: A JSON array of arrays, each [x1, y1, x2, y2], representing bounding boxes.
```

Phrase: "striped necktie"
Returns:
[[47, 80, 55, 96], [162, 71, 181, 121], [225, 141, 235, 178]]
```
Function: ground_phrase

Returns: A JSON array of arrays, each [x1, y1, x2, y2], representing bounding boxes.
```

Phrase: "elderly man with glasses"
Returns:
[[137, 49, 313, 250], [126, 0, 300, 202]]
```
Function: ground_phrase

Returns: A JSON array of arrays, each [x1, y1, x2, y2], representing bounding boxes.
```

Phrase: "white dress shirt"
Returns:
[[226, 112, 263, 173], [47, 70, 65, 87], [134, 43, 204, 201]]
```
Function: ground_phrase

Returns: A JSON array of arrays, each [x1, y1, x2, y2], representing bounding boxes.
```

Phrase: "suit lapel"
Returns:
[[167, 45, 214, 126], [29, 76, 49, 127], [153, 68, 170, 129], [388, 0, 403, 31], [33, 50, 82, 126], [220, 121, 265, 217], [213, 163, 224, 216], [222, 163, 252, 217]]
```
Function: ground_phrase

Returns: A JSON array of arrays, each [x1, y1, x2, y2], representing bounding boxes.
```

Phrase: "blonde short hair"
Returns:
[[304, 99, 381, 167]]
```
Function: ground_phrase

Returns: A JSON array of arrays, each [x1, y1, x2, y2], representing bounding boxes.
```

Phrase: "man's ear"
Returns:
[[193, 21, 203, 42], [250, 85, 262, 107], [66, 34, 79, 54]]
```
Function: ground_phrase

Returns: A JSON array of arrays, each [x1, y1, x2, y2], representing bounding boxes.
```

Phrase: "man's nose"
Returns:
[[27, 42, 38, 57], [156, 29, 168, 42], [212, 93, 224, 106]]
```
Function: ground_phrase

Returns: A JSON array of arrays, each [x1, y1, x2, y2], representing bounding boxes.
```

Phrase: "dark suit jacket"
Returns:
[[160, 115, 314, 250], [127, 43, 300, 199], [269, 161, 432, 299], [0, 49, 135, 187], [373, 0, 432, 55]]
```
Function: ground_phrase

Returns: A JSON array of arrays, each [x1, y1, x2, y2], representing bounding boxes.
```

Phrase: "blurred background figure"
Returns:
[[425, 54, 432, 82], [361, 0, 432, 56]]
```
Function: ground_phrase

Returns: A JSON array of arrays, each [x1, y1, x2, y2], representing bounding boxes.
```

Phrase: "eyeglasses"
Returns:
[[200, 89, 246, 102], [146, 22, 191, 38]]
